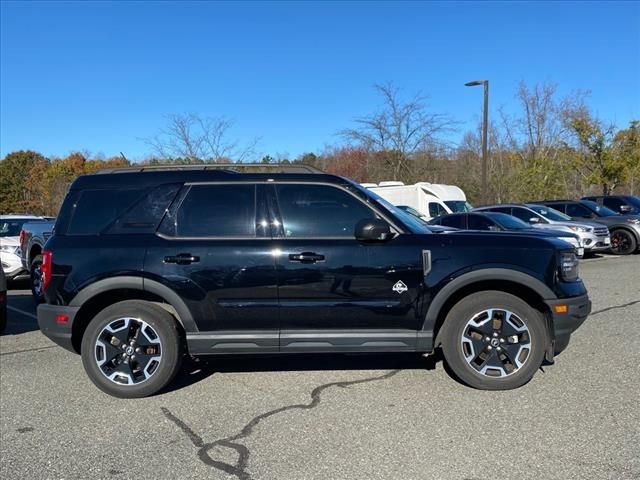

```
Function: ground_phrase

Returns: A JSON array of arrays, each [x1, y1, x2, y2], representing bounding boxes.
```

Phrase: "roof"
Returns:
[[0, 215, 47, 220]]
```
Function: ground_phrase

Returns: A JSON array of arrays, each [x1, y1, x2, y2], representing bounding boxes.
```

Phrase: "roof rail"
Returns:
[[97, 163, 324, 174]]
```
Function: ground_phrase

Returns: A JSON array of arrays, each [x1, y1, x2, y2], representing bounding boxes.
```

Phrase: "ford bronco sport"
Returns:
[[38, 165, 591, 398]]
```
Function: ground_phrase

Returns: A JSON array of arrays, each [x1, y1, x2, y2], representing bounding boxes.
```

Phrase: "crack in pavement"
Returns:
[[161, 369, 401, 480], [0, 345, 58, 356], [591, 299, 640, 316]]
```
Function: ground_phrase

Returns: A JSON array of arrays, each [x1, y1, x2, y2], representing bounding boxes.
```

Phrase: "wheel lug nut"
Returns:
[[497, 347, 502, 351], [135, 347, 142, 353], [487, 345, 493, 350], [493, 332, 498, 337], [485, 337, 490, 341], [500, 338, 505, 343]]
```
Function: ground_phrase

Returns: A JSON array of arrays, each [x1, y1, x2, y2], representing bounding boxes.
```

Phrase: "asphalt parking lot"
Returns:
[[1, 254, 639, 480]]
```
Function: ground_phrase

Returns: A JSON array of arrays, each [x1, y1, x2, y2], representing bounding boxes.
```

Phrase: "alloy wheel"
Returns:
[[460, 308, 532, 377], [94, 317, 162, 386]]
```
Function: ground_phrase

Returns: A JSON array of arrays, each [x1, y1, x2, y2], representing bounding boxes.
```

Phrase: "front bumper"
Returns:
[[37, 304, 80, 353], [545, 293, 592, 354], [1, 252, 27, 279], [579, 232, 610, 252]]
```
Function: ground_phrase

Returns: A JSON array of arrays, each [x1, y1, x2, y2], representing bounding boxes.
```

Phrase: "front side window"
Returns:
[[510, 207, 541, 224], [428, 202, 447, 218], [275, 184, 376, 237], [175, 184, 256, 237], [468, 214, 496, 230], [438, 214, 466, 229], [566, 203, 593, 218]]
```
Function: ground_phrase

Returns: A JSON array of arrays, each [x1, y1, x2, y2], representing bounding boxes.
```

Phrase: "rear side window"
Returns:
[[67, 189, 147, 235], [275, 184, 376, 238], [173, 184, 256, 237]]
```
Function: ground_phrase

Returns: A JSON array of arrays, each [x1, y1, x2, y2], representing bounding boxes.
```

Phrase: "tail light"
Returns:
[[19, 230, 26, 251], [42, 250, 53, 293]]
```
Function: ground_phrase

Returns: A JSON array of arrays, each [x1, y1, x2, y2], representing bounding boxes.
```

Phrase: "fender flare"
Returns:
[[69, 276, 198, 331], [421, 268, 555, 335]]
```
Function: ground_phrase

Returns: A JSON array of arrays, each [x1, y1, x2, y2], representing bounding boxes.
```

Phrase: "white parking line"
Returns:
[[7, 306, 37, 320]]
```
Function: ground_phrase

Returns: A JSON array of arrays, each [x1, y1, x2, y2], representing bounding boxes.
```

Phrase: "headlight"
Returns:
[[559, 252, 579, 282], [569, 226, 588, 232], [0, 245, 19, 255]]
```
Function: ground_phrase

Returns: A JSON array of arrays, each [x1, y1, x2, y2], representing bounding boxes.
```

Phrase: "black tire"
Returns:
[[30, 255, 45, 304], [81, 300, 183, 398], [440, 291, 548, 390], [610, 229, 637, 255]]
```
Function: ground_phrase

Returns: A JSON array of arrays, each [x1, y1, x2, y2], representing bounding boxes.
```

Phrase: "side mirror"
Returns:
[[619, 205, 632, 213], [529, 217, 540, 224], [355, 218, 392, 242]]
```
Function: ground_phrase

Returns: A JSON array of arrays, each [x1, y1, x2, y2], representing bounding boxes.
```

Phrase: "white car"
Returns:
[[0, 215, 51, 279]]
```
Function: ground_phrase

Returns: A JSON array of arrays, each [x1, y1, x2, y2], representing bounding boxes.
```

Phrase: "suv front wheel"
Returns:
[[441, 291, 548, 390], [81, 300, 183, 398]]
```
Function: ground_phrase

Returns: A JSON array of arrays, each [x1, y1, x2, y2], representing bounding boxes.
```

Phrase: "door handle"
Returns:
[[164, 253, 200, 265], [289, 252, 325, 264]]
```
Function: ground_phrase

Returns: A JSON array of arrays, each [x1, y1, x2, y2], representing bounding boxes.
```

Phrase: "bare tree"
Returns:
[[145, 113, 258, 162], [340, 82, 456, 180]]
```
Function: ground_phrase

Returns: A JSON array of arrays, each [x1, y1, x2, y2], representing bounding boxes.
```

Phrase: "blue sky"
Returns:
[[1, 1, 639, 160]]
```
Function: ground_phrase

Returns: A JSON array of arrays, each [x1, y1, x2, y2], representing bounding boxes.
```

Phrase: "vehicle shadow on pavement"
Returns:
[[163, 351, 445, 394]]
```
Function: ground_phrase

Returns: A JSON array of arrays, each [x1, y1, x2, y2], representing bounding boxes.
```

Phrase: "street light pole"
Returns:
[[465, 80, 489, 204]]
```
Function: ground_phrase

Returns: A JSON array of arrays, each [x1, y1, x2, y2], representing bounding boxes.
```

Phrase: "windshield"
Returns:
[[582, 200, 618, 217], [484, 213, 532, 230], [528, 205, 572, 221], [445, 200, 473, 213], [624, 196, 640, 208], [0, 219, 28, 237], [348, 182, 431, 234]]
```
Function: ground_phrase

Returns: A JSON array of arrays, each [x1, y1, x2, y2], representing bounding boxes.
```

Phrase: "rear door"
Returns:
[[144, 183, 279, 353], [271, 183, 424, 352]]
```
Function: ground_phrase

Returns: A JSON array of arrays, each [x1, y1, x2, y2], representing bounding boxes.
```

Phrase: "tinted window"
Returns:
[[468, 214, 496, 230], [527, 205, 572, 221], [428, 202, 447, 218], [566, 203, 593, 218], [107, 184, 181, 234], [276, 184, 376, 237], [603, 197, 625, 211], [68, 190, 146, 235], [510, 207, 539, 223], [485, 213, 531, 230], [438, 215, 466, 229], [0, 218, 43, 237], [176, 184, 256, 237]]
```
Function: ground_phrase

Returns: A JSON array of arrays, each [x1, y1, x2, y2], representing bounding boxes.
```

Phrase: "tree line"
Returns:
[[1, 80, 639, 216]]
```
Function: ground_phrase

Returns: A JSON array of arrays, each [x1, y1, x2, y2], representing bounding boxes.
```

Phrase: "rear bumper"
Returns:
[[37, 304, 80, 353], [545, 293, 591, 353]]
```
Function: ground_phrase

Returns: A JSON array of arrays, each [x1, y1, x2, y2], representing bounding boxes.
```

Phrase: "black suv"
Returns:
[[38, 165, 591, 397]]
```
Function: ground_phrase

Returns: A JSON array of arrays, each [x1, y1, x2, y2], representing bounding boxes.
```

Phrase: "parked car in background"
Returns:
[[473, 204, 610, 255], [0, 268, 7, 334], [582, 195, 640, 215], [20, 219, 56, 302], [0, 215, 52, 280], [428, 212, 584, 256], [537, 200, 640, 255]]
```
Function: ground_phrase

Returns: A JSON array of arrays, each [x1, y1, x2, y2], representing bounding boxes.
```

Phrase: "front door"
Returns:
[[270, 183, 423, 352], [144, 183, 279, 353]]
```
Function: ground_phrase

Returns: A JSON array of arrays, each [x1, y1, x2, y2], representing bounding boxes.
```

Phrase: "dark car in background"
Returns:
[[538, 199, 640, 255], [428, 212, 584, 256], [472, 204, 610, 255], [582, 195, 640, 215]]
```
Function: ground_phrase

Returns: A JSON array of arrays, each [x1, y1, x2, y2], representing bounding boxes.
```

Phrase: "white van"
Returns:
[[365, 182, 471, 220]]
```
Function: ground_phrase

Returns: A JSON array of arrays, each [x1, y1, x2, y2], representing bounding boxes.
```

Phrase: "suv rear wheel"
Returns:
[[441, 291, 548, 390], [81, 300, 183, 398]]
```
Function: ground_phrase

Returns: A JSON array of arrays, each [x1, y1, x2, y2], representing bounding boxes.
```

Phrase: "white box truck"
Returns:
[[366, 182, 471, 220]]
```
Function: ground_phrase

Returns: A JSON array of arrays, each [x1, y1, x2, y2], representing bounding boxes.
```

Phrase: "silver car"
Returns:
[[473, 204, 611, 253]]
